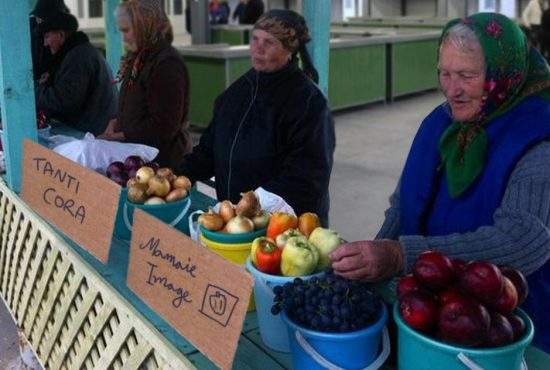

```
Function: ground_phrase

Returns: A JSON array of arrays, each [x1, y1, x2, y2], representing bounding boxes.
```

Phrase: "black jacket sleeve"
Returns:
[[262, 90, 335, 218]]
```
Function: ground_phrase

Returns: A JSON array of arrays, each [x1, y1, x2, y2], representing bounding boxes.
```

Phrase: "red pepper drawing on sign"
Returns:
[[209, 291, 227, 315]]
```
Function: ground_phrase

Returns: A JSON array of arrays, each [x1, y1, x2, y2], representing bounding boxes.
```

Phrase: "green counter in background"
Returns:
[[211, 25, 253, 46], [179, 30, 441, 128]]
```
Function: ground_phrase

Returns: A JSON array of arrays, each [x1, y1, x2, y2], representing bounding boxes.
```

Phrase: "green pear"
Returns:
[[308, 227, 344, 271]]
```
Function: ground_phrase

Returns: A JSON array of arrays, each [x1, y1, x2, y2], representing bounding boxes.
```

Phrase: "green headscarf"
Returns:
[[438, 13, 550, 198]]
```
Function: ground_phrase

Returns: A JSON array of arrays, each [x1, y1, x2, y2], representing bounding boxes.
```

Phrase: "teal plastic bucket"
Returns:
[[282, 303, 389, 370], [113, 188, 191, 240], [394, 303, 534, 370], [245, 258, 324, 352]]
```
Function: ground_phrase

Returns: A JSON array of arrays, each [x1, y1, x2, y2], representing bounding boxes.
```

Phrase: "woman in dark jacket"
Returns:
[[180, 10, 335, 226], [98, 0, 192, 168]]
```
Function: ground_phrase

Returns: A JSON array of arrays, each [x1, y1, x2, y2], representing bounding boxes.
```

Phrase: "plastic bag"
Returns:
[[255, 187, 295, 215], [53, 133, 159, 173]]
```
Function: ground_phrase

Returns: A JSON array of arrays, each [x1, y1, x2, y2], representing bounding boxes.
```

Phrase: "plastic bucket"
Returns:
[[394, 303, 534, 370], [113, 188, 191, 240], [199, 229, 266, 312], [282, 303, 389, 370], [245, 258, 325, 353]]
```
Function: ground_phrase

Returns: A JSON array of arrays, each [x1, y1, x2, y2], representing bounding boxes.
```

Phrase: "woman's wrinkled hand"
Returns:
[[329, 239, 404, 281]]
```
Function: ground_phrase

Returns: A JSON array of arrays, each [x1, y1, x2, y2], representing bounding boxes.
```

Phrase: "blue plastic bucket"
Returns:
[[245, 258, 325, 352], [394, 303, 534, 370], [114, 188, 191, 240], [282, 303, 389, 370]]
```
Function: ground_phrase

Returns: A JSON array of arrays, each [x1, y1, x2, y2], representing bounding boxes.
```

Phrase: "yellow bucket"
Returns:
[[200, 233, 256, 311]]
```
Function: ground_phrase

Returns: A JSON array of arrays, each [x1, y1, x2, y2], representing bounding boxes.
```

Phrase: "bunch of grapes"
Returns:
[[271, 270, 381, 333]]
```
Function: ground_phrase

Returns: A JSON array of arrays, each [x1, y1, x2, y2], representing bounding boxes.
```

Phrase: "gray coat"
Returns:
[[36, 31, 117, 135]]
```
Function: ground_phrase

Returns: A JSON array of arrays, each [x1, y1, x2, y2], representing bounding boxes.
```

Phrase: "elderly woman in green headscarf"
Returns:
[[330, 13, 550, 351]]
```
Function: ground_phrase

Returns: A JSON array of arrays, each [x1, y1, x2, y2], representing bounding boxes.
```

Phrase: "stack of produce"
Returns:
[[107, 156, 191, 205], [250, 212, 344, 276], [398, 251, 529, 347], [198, 191, 270, 234], [271, 270, 381, 333]]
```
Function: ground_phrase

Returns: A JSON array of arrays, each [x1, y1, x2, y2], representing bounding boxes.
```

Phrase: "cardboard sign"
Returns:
[[21, 140, 120, 263], [127, 210, 254, 370]]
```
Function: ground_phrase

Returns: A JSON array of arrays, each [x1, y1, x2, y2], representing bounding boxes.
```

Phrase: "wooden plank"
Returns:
[[0, 201, 14, 292], [24, 248, 61, 338], [242, 329, 292, 369], [70, 301, 116, 370], [303, 0, 331, 94], [10, 223, 39, 315], [47, 287, 100, 369], [0, 0, 38, 191], [187, 335, 286, 370], [1, 208, 22, 295], [16, 236, 49, 325], [6, 216, 31, 306], [31, 258, 72, 349], [120, 341, 153, 370], [94, 324, 133, 370], [105, 0, 123, 75], [40, 272, 85, 363]]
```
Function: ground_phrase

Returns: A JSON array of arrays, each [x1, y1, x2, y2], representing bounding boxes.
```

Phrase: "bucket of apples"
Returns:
[[394, 251, 533, 370]]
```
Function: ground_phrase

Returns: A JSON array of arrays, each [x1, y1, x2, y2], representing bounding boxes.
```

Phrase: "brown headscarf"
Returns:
[[253, 9, 319, 83], [116, 0, 173, 85]]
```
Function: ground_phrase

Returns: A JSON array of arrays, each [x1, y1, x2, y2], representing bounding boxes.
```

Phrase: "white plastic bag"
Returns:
[[53, 133, 159, 173], [254, 187, 295, 215]]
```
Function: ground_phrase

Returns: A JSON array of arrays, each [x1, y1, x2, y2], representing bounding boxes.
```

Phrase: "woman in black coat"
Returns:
[[180, 10, 335, 225]]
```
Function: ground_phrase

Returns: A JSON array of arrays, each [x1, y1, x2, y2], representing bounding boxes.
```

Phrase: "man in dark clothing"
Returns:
[[241, 0, 264, 25], [30, 0, 70, 80], [180, 10, 335, 225], [36, 12, 118, 135], [233, 0, 247, 23]]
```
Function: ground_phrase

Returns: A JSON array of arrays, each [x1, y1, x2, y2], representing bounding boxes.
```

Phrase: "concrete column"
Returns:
[[0, 0, 37, 191], [303, 0, 331, 94], [437, 0, 448, 17], [105, 0, 123, 75], [191, 0, 210, 44]]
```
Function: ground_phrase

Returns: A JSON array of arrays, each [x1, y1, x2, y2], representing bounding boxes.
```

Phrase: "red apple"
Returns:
[[399, 291, 439, 332], [500, 266, 529, 306], [451, 258, 467, 275], [460, 261, 504, 301], [486, 312, 514, 347], [413, 251, 455, 291], [397, 274, 422, 299], [438, 296, 490, 347], [488, 277, 518, 315], [506, 314, 526, 341], [439, 286, 466, 306]]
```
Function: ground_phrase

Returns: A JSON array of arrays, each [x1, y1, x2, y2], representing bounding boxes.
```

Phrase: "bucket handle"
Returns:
[[188, 210, 204, 243], [124, 198, 191, 232], [295, 326, 390, 370], [457, 353, 528, 370]]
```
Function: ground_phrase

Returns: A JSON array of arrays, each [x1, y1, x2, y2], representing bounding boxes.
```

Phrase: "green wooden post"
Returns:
[[28, 0, 37, 11], [0, 0, 37, 192], [302, 0, 331, 95], [105, 0, 123, 76]]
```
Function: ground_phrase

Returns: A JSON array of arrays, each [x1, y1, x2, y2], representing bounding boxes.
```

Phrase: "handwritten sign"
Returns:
[[127, 210, 253, 370], [21, 140, 120, 263]]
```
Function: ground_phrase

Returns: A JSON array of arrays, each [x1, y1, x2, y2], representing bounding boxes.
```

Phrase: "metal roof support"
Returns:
[[302, 0, 331, 95]]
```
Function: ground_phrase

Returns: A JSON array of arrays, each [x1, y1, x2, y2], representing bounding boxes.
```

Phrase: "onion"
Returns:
[[225, 215, 254, 234], [124, 155, 145, 173], [106, 161, 125, 178], [145, 161, 160, 173], [157, 167, 176, 182], [136, 166, 155, 185], [127, 185, 148, 204], [145, 196, 166, 205], [235, 191, 260, 218], [172, 175, 192, 191], [219, 200, 236, 223], [110, 172, 128, 187], [198, 211, 224, 231], [252, 211, 270, 229], [165, 188, 188, 202], [147, 175, 171, 198]]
